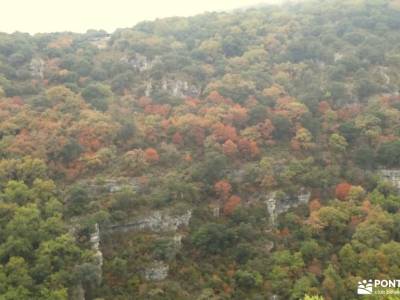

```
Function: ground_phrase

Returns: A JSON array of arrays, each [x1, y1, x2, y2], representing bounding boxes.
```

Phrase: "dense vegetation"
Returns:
[[1, 0, 400, 299]]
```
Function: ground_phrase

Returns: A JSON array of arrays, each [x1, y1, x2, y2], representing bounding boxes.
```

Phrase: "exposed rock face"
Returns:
[[298, 192, 311, 204], [266, 191, 311, 225], [104, 178, 139, 193], [145, 81, 153, 97], [129, 53, 150, 71], [68, 224, 103, 300], [263, 240, 274, 253], [334, 52, 343, 62], [84, 177, 141, 194], [101, 209, 192, 282], [89, 36, 110, 49], [209, 204, 220, 217], [30, 58, 45, 79], [212, 206, 220, 217], [266, 195, 277, 225], [173, 234, 183, 247], [144, 78, 200, 98], [144, 261, 169, 281], [121, 53, 162, 72], [106, 210, 192, 233], [161, 78, 200, 98], [94, 186, 192, 283], [379, 169, 400, 192], [377, 66, 391, 86], [90, 223, 103, 277]]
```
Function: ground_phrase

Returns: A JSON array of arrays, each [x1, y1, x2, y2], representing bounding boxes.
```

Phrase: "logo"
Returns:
[[357, 280, 373, 295], [357, 279, 400, 296]]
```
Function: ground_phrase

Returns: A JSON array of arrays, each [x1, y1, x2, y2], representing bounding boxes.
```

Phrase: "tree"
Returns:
[[122, 149, 148, 174], [2, 256, 33, 299], [291, 275, 318, 300], [192, 151, 228, 184], [81, 83, 113, 111], [2, 181, 32, 206], [237, 138, 260, 158], [223, 195, 241, 215], [353, 222, 389, 248], [212, 123, 238, 143], [314, 206, 350, 242], [35, 234, 82, 285], [192, 223, 236, 254], [347, 186, 365, 202], [65, 184, 91, 216], [353, 145, 375, 169], [272, 115, 292, 140], [214, 180, 232, 200], [291, 128, 314, 150], [377, 141, 400, 167], [234, 270, 262, 289], [144, 148, 159, 163], [335, 182, 352, 201], [0, 178, 87, 298], [329, 133, 348, 153], [172, 132, 183, 145], [338, 244, 358, 273], [222, 139, 238, 157], [0, 157, 47, 187], [59, 139, 83, 164], [300, 240, 321, 263], [322, 265, 345, 300]]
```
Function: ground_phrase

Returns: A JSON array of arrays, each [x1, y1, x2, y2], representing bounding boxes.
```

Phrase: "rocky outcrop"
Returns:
[[89, 36, 110, 49], [106, 210, 192, 233], [334, 52, 343, 62], [209, 204, 220, 217], [266, 191, 311, 225], [173, 234, 183, 247], [144, 78, 200, 98], [128, 53, 150, 71], [103, 178, 140, 193], [30, 58, 45, 79], [161, 78, 200, 98], [144, 261, 169, 281], [379, 169, 400, 192], [145, 81, 153, 97], [83, 177, 142, 194], [263, 240, 274, 253], [121, 54, 162, 72], [70, 224, 103, 300], [102, 210, 192, 281], [90, 223, 103, 279]]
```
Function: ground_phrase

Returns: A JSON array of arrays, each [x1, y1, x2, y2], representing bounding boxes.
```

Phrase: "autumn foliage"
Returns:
[[213, 123, 238, 143], [172, 132, 183, 145], [223, 195, 241, 215], [309, 199, 321, 212], [214, 180, 232, 200], [335, 182, 352, 201], [222, 139, 238, 157], [237, 138, 260, 158], [144, 148, 160, 163]]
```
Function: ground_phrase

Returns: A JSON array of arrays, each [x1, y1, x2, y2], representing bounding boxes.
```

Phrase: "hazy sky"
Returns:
[[0, 0, 280, 34]]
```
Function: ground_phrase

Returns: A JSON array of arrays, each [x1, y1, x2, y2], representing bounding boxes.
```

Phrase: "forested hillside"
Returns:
[[1, 0, 400, 299]]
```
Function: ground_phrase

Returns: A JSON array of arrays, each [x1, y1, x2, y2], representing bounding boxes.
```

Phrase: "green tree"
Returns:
[[81, 83, 113, 111], [329, 133, 348, 153]]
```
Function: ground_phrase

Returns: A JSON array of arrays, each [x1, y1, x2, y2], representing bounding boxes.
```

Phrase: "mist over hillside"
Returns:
[[234, 0, 304, 10]]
